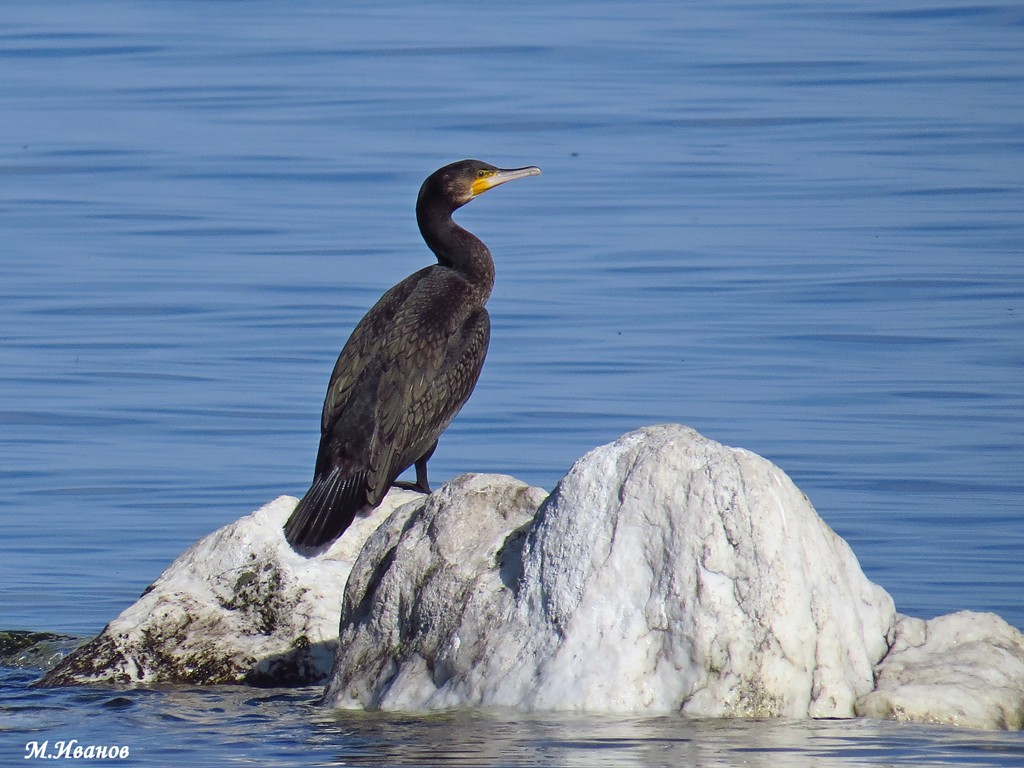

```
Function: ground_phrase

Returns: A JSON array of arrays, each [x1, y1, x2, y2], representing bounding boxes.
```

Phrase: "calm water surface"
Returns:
[[1, 0, 1022, 765]]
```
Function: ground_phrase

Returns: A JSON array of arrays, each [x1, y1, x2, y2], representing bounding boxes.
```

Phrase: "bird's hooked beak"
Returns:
[[470, 165, 542, 197]]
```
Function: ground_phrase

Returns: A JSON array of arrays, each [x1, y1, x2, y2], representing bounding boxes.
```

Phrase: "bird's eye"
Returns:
[[477, 169, 488, 178]]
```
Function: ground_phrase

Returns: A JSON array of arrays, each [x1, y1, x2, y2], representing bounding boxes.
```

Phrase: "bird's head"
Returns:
[[420, 159, 541, 210]]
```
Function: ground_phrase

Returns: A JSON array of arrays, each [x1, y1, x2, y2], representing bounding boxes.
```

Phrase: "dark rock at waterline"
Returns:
[[1, 630, 81, 670]]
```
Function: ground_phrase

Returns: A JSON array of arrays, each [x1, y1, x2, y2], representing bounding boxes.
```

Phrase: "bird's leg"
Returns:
[[393, 441, 437, 494]]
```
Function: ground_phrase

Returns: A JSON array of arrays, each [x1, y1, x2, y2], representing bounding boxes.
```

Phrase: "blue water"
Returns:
[[2, 0, 1022, 764]]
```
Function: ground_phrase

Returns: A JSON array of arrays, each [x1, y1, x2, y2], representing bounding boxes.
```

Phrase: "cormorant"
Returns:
[[284, 159, 541, 549]]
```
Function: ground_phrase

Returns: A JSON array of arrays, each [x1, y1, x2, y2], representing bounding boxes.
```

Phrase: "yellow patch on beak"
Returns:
[[470, 172, 500, 197]]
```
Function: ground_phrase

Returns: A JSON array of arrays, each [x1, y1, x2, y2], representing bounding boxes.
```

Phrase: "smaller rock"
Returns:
[[39, 491, 422, 687], [856, 611, 1024, 730], [325, 473, 548, 709]]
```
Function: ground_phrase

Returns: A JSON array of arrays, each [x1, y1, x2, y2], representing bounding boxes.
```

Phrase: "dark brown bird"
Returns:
[[284, 159, 541, 548]]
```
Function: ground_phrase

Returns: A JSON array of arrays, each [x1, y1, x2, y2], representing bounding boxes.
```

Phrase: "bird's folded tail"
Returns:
[[283, 467, 368, 549]]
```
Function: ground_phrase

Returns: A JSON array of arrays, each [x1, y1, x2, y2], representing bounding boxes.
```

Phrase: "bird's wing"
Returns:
[[320, 267, 434, 432], [364, 276, 489, 504]]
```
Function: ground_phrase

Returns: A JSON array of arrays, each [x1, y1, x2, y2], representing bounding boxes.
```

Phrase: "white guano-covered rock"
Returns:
[[856, 611, 1024, 729], [38, 423, 1024, 728], [324, 424, 898, 717], [41, 490, 421, 686]]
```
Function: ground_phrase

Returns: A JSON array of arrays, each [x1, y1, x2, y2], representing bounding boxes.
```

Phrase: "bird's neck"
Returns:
[[417, 201, 495, 301]]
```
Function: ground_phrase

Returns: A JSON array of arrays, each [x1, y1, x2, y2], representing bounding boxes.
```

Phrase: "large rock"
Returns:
[[325, 424, 897, 717], [40, 490, 421, 686]]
